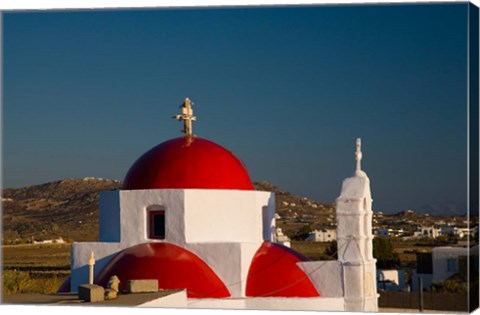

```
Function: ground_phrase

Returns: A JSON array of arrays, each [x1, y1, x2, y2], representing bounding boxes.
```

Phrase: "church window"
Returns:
[[148, 209, 165, 239]]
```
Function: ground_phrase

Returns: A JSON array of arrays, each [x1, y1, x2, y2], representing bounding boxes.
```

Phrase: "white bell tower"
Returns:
[[336, 138, 378, 311]]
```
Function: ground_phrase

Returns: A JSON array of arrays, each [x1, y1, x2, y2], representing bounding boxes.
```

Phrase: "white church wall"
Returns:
[[99, 189, 273, 246], [99, 191, 121, 242], [244, 297, 345, 311], [119, 189, 186, 245], [72, 189, 273, 296], [138, 289, 188, 308], [186, 242, 243, 297], [259, 192, 276, 241], [184, 190, 272, 243], [297, 261, 344, 297], [185, 242, 261, 298], [71, 242, 128, 291], [187, 297, 345, 311]]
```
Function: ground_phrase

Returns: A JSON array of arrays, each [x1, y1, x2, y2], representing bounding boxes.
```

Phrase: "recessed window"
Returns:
[[148, 210, 165, 239], [447, 258, 458, 272]]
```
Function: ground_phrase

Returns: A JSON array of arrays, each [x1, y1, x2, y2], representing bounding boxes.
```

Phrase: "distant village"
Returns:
[[274, 199, 478, 300], [294, 209, 478, 243], [270, 187, 478, 245]]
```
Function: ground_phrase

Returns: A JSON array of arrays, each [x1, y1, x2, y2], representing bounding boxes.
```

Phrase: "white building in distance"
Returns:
[[306, 228, 337, 242], [415, 226, 441, 238]]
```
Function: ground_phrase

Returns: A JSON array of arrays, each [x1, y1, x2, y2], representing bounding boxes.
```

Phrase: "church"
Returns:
[[58, 98, 378, 311]]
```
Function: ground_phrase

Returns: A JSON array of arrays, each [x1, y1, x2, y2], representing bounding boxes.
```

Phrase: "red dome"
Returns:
[[246, 242, 320, 297], [95, 242, 231, 298], [122, 136, 254, 190]]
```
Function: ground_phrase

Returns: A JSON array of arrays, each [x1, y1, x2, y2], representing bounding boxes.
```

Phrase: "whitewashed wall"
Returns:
[[139, 289, 188, 308], [186, 242, 260, 297], [297, 261, 343, 297], [184, 190, 273, 243], [336, 172, 378, 312], [432, 246, 469, 282], [71, 188, 274, 293], [187, 297, 345, 311]]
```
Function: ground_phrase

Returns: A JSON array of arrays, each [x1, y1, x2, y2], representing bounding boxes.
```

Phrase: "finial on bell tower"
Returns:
[[173, 98, 197, 137], [355, 138, 362, 171], [355, 138, 366, 177]]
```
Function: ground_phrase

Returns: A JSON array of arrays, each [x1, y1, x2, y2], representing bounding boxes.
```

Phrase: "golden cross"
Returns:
[[173, 98, 197, 137]]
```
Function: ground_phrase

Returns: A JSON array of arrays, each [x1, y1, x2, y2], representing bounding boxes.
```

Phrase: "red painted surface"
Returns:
[[56, 276, 71, 293], [246, 242, 320, 297], [95, 242, 230, 298], [122, 136, 254, 190]]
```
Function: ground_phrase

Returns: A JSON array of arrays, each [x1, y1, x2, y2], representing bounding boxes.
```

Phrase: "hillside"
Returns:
[[5, 178, 473, 244], [254, 181, 336, 239], [2, 178, 335, 243], [2, 178, 121, 242]]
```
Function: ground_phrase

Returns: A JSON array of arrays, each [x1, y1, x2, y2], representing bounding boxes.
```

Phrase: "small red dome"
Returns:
[[246, 242, 320, 297], [122, 136, 254, 190], [95, 242, 231, 298]]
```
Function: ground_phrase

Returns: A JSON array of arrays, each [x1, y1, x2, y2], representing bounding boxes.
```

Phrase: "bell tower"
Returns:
[[336, 138, 378, 311]]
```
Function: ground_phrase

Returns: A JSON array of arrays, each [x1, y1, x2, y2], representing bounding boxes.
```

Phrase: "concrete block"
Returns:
[[127, 279, 158, 293], [78, 284, 105, 302]]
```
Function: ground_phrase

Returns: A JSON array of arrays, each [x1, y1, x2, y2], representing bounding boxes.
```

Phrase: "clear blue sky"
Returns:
[[3, 4, 469, 213]]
